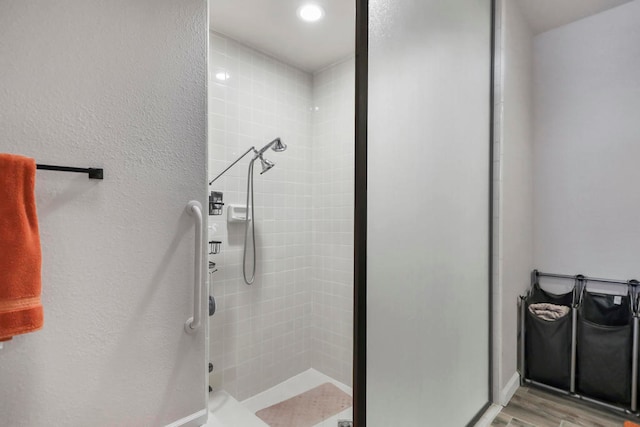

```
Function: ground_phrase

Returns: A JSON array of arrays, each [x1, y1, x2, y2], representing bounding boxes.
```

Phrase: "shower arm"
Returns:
[[208, 138, 283, 186], [209, 146, 257, 185], [255, 137, 282, 156]]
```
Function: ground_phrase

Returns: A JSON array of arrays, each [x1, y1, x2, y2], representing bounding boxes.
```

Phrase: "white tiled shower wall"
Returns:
[[208, 32, 314, 400], [207, 31, 354, 400], [311, 58, 355, 387]]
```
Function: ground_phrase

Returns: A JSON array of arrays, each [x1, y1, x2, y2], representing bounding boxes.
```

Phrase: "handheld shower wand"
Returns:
[[209, 137, 288, 285], [258, 156, 275, 174]]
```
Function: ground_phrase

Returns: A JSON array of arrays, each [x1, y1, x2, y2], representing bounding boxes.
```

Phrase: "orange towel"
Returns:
[[0, 153, 43, 341], [625, 422, 640, 427]]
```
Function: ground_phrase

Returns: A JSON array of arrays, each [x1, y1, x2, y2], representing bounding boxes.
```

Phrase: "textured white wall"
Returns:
[[207, 32, 314, 400], [311, 58, 355, 387], [493, 0, 535, 405], [0, 1, 208, 426], [533, 0, 640, 280], [367, 0, 491, 424]]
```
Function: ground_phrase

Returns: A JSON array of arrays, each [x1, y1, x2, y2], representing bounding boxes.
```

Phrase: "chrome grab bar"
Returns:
[[185, 201, 203, 334]]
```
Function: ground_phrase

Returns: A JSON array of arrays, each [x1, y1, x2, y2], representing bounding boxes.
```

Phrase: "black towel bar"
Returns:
[[36, 164, 103, 180]]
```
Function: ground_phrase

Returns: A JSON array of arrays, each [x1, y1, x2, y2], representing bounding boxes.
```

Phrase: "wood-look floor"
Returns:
[[491, 386, 635, 427]]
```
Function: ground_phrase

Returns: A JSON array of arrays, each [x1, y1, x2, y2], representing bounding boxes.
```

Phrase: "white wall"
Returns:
[[208, 32, 314, 401], [367, 0, 491, 424], [533, 0, 640, 279], [311, 58, 355, 387], [0, 1, 208, 426], [493, 0, 534, 405]]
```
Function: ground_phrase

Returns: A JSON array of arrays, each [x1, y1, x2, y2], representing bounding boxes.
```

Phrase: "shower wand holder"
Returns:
[[209, 191, 224, 215], [227, 204, 251, 223]]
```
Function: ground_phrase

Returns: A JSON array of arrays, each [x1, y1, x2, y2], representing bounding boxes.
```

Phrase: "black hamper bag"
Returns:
[[577, 291, 632, 406], [525, 283, 573, 390]]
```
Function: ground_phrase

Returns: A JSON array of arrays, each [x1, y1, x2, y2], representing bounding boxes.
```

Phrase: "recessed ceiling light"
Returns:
[[215, 71, 230, 81], [297, 3, 324, 22]]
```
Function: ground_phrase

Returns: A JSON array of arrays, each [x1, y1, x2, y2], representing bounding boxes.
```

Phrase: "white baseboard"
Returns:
[[499, 372, 520, 406], [472, 404, 502, 427]]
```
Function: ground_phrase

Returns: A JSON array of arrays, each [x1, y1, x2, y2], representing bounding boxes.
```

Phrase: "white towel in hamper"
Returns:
[[529, 303, 570, 321]]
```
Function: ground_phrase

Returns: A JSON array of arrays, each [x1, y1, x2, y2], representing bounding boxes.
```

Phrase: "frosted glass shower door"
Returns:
[[366, 0, 492, 424]]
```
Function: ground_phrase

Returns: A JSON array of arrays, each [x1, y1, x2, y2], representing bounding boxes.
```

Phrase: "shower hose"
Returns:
[[242, 157, 257, 285]]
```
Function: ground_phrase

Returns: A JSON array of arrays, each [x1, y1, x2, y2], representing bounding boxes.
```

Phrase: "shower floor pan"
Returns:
[[204, 369, 352, 427]]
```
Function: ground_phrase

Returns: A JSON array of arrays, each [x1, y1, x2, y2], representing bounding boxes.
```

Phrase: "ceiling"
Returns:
[[210, 0, 355, 72], [210, 0, 634, 70], [517, 0, 634, 34]]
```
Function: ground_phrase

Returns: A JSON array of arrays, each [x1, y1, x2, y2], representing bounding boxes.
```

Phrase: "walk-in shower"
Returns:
[[209, 137, 287, 284], [207, 2, 355, 421]]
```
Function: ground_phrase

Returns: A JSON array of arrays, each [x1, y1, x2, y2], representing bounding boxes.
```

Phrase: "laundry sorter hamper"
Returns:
[[520, 270, 640, 415], [577, 289, 633, 406], [522, 280, 575, 390]]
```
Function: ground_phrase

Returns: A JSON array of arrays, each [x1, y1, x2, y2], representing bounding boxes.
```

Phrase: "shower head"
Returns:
[[259, 155, 275, 174], [256, 137, 287, 155], [271, 138, 287, 152]]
